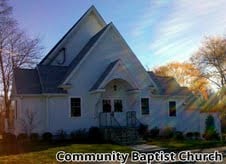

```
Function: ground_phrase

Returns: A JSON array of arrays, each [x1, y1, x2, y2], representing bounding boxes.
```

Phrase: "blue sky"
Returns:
[[10, 0, 226, 69]]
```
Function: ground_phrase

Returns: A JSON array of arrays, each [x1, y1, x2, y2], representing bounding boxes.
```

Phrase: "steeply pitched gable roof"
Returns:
[[148, 71, 191, 96], [37, 65, 68, 93], [90, 60, 119, 91], [39, 5, 106, 65], [61, 23, 110, 84]]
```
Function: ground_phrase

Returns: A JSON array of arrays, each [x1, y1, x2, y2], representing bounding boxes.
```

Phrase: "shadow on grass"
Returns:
[[0, 139, 110, 156], [147, 138, 226, 151]]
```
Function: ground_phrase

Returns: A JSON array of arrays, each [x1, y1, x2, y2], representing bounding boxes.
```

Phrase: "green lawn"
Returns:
[[0, 142, 132, 163], [0, 139, 225, 163], [148, 139, 226, 151]]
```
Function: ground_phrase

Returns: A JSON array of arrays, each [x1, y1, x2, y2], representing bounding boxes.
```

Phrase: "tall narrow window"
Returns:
[[114, 99, 123, 112], [11, 100, 17, 119], [102, 99, 111, 113], [141, 98, 149, 115], [70, 98, 81, 117], [169, 101, 176, 117]]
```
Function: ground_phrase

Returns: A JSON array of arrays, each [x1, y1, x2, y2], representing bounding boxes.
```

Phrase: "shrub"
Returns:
[[42, 132, 52, 142], [17, 133, 28, 143], [2, 132, 16, 143], [203, 129, 219, 140], [173, 131, 184, 140], [70, 129, 88, 143], [30, 133, 39, 141], [149, 127, 160, 138], [193, 132, 200, 139], [203, 115, 219, 140], [56, 129, 67, 141], [88, 127, 103, 143], [160, 127, 175, 138], [186, 132, 194, 139]]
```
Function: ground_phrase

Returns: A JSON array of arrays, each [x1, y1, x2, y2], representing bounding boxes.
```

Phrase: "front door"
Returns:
[[102, 99, 123, 113]]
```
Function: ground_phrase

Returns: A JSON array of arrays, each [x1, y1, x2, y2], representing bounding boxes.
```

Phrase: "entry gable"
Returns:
[[90, 59, 139, 92]]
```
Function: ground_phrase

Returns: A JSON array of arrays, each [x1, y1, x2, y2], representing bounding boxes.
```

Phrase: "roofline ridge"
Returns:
[[36, 66, 44, 93], [61, 23, 111, 85], [39, 5, 106, 65]]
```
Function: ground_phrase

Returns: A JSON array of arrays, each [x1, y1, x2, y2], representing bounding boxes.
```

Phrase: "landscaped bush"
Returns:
[[203, 115, 220, 140], [42, 132, 52, 142], [173, 131, 184, 140], [2, 132, 16, 143], [193, 132, 200, 139], [70, 129, 88, 143], [30, 133, 39, 142], [88, 127, 104, 143], [160, 127, 175, 138], [186, 132, 194, 139], [56, 129, 67, 141], [17, 133, 28, 144], [138, 124, 149, 139], [149, 127, 160, 138], [203, 130, 219, 140]]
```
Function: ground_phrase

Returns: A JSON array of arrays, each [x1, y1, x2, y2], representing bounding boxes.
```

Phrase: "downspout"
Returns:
[[45, 96, 49, 131]]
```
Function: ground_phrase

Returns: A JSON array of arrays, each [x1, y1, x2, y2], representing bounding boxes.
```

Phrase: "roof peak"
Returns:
[[39, 5, 106, 65]]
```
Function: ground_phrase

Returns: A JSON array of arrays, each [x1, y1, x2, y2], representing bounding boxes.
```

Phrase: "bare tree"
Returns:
[[190, 36, 226, 89], [19, 108, 40, 135], [0, 0, 42, 124]]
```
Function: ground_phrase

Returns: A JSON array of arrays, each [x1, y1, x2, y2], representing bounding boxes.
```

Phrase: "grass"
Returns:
[[147, 138, 226, 151], [0, 139, 225, 163], [0, 142, 132, 163]]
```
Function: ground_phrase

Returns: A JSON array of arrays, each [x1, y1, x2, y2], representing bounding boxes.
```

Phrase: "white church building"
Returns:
[[11, 6, 221, 139]]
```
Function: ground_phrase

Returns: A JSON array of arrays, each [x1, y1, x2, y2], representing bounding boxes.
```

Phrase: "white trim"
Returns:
[[45, 96, 49, 130], [168, 100, 177, 117], [101, 98, 124, 113], [99, 59, 139, 89], [89, 89, 106, 94], [127, 89, 140, 94], [12, 93, 68, 97], [69, 96, 82, 118], [42, 6, 106, 65], [62, 24, 112, 84], [140, 97, 150, 116], [58, 84, 72, 90], [109, 24, 159, 91], [151, 95, 188, 98]]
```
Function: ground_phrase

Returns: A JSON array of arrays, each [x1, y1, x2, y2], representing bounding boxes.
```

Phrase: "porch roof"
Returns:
[[89, 60, 119, 91]]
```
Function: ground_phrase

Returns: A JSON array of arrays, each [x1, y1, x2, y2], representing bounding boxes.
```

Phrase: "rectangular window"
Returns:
[[169, 101, 176, 117], [70, 98, 81, 117], [141, 98, 149, 115], [114, 99, 123, 112], [102, 99, 111, 113]]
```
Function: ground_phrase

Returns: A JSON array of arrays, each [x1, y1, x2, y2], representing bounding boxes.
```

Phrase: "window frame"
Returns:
[[102, 99, 112, 113], [69, 97, 82, 117], [114, 99, 123, 112], [141, 98, 150, 115], [168, 101, 176, 117]]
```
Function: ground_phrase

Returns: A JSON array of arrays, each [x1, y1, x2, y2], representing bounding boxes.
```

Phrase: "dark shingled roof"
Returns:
[[37, 65, 68, 93], [14, 69, 42, 94], [90, 60, 119, 91], [13, 66, 69, 94], [148, 71, 191, 96], [13, 23, 110, 95]]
